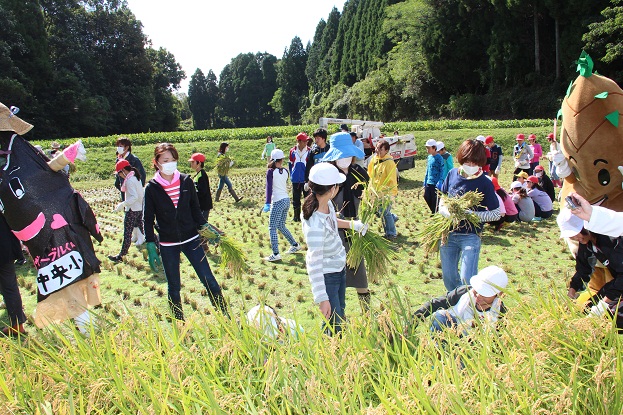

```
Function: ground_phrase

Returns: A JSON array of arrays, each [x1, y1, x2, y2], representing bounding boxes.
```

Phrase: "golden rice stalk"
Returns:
[[346, 229, 397, 283], [200, 226, 248, 279], [215, 156, 232, 176], [416, 190, 484, 255]]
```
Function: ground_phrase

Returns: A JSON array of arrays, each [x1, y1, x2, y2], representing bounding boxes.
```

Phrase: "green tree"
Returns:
[[274, 37, 308, 124], [188, 68, 210, 130], [583, 0, 623, 77]]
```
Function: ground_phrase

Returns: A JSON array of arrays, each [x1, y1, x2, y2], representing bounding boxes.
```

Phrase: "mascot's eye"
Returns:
[[598, 169, 610, 186]]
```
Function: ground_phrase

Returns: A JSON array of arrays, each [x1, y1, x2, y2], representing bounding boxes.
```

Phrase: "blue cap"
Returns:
[[321, 132, 365, 162]]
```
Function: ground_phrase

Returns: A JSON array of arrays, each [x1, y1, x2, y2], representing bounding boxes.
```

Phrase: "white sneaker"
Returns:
[[264, 253, 282, 262], [135, 232, 145, 246], [286, 245, 301, 254]]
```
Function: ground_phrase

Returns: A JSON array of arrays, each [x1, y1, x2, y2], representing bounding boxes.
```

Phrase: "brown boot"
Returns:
[[1, 323, 27, 337], [215, 188, 222, 202], [229, 188, 243, 203]]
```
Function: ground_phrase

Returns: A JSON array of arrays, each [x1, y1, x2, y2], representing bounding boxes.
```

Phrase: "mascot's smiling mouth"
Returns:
[[12, 211, 45, 241]]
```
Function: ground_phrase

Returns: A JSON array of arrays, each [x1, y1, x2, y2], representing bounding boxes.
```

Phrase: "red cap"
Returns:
[[485, 136, 494, 145], [115, 159, 130, 172], [528, 134, 537, 140], [516, 134, 525, 141], [528, 175, 539, 184], [547, 133, 554, 139], [188, 153, 206, 162], [535, 165, 544, 171], [491, 177, 501, 191], [296, 132, 309, 141]]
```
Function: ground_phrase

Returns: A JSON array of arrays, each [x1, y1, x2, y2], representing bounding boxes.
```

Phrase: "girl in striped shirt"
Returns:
[[302, 163, 366, 335]]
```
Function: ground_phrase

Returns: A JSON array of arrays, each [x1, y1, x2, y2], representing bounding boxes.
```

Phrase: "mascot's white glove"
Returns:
[[438, 200, 451, 218], [552, 151, 571, 179], [589, 300, 611, 317], [114, 202, 125, 212], [350, 220, 368, 236]]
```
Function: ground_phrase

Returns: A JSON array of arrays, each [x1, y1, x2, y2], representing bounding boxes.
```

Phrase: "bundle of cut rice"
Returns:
[[416, 190, 484, 255], [200, 225, 248, 279]]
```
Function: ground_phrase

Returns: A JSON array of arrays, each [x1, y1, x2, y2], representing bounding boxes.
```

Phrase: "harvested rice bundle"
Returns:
[[200, 225, 249, 279], [215, 155, 233, 176], [346, 183, 397, 283], [417, 190, 484, 254]]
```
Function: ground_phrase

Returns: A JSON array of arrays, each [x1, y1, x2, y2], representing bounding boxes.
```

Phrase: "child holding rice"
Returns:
[[302, 163, 367, 335]]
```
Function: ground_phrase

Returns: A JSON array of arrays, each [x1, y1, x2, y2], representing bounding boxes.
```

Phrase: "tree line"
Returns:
[[2, 0, 622, 138]]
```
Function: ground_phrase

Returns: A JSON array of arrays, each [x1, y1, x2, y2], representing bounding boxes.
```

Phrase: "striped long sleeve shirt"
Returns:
[[302, 202, 346, 303]]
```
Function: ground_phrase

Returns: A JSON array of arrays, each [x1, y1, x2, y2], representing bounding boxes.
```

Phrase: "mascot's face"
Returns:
[[561, 73, 623, 208]]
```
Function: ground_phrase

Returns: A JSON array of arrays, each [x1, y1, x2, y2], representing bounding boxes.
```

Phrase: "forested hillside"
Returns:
[[2, 0, 621, 139]]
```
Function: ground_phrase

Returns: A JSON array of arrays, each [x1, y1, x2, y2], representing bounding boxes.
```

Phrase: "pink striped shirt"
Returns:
[[154, 171, 181, 207]]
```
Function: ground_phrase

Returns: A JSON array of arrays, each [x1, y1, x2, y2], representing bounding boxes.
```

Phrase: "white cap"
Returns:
[[476, 135, 486, 142], [308, 162, 346, 186], [510, 181, 523, 189], [471, 266, 508, 297], [557, 208, 584, 238], [425, 139, 437, 148], [436, 141, 445, 151], [270, 148, 284, 161]]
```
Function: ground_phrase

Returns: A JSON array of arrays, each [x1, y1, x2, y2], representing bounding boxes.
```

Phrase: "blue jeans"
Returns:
[[440, 232, 481, 292], [430, 310, 458, 332], [217, 175, 232, 191], [159, 237, 221, 305], [323, 268, 346, 335], [381, 204, 397, 237]]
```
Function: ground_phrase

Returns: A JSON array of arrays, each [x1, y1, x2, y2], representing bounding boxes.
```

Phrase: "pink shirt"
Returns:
[[530, 143, 542, 163]]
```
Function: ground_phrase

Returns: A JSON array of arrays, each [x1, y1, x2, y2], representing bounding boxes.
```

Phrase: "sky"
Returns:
[[125, 0, 347, 93]]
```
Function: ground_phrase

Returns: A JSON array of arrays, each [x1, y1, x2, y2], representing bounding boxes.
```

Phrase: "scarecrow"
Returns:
[[553, 51, 623, 302], [0, 102, 103, 332]]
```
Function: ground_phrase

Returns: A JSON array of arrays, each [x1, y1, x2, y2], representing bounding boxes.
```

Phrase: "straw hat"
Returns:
[[0, 103, 33, 135]]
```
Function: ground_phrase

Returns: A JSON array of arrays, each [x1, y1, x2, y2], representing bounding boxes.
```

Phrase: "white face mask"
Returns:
[[159, 161, 177, 175], [461, 164, 480, 176], [336, 158, 351, 169], [535, 172, 543, 178], [225, 148, 229, 153], [117, 146, 125, 155]]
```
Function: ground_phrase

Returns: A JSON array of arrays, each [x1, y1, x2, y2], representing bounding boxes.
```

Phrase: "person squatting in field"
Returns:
[[143, 143, 228, 321], [557, 207, 623, 328], [302, 163, 367, 335]]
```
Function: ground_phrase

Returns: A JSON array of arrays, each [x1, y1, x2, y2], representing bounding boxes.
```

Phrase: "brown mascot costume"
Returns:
[[0, 103, 103, 334], [553, 51, 623, 302]]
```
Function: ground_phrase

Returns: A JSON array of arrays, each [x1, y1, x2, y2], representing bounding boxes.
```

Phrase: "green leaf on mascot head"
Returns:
[[605, 111, 620, 128], [595, 91, 609, 99], [557, 108, 563, 120], [576, 51, 594, 78], [566, 81, 575, 97]]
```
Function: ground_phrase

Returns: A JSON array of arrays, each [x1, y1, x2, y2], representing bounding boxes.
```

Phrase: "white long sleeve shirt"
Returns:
[[302, 202, 346, 303], [123, 175, 144, 212], [585, 206, 623, 237]]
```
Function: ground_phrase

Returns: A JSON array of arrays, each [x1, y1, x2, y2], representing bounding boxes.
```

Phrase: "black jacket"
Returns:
[[143, 174, 206, 243], [193, 169, 213, 211], [539, 173, 555, 202], [304, 144, 330, 181], [334, 164, 369, 219], [573, 234, 623, 300], [0, 214, 21, 266]]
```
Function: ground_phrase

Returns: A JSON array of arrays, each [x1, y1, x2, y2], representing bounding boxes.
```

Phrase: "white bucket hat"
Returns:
[[308, 162, 346, 186], [557, 207, 584, 238], [471, 266, 508, 297]]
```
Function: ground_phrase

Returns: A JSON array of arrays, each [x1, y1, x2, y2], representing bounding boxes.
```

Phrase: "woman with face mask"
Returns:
[[143, 143, 228, 321], [321, 132, 371, 312], [438, 139, 501, 292]]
